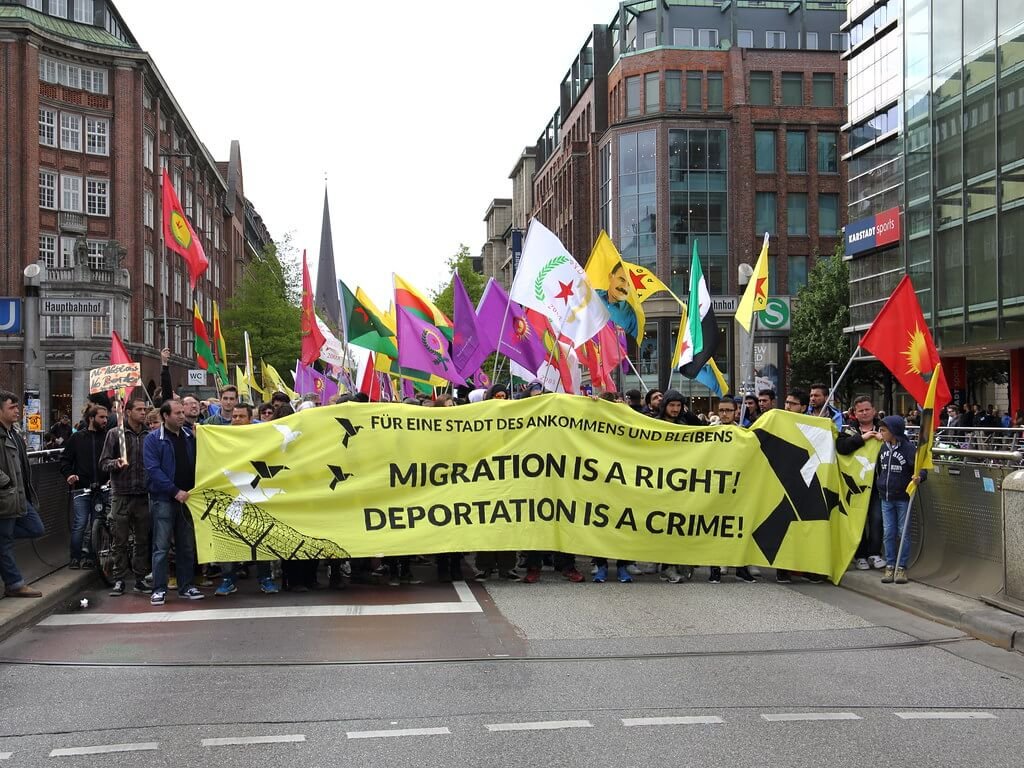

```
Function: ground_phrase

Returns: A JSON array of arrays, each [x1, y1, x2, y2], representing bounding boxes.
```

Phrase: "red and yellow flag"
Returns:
[[162, 170, 208, 289], [192, 303, 215, 372], [859, 276, 951, 408], [300, 250, 326, 366], [212, 301, 228, 386], [736, 233, 769, 332]]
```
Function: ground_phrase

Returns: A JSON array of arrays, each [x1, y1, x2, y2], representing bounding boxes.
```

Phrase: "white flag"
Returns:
[[509, 219, 609, 348], [316, 315, 346, 368]]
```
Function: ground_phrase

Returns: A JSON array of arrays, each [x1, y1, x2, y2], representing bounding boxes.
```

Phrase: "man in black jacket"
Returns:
[[99, 397, 152, 596], [60, 403, 109, 569], [837, 395, 885, 571], [0, 390, 45, 597]]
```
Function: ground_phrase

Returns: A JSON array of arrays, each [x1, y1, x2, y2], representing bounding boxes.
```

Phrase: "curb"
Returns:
[[841, 571, 1024, 653], [0, 569, 97, 645]]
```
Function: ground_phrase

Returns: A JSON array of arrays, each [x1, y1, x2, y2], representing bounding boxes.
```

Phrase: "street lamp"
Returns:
[[827, 360, 837, 390]]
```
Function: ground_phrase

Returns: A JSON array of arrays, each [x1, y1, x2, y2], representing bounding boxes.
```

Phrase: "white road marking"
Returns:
[[761, 713, 862, 722], [0, 753, 12, 760], [622, 716, 724, 727], [39, 582, 483, 626], [895, 712, 997, 720], [485, 720, 593, 732], [346, 727, 450, 739], [49, 742, 159, 756], [202, 735, 305, 746]]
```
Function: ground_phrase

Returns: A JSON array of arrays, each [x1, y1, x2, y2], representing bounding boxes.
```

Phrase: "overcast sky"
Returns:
[[117, 0, 617, 306]]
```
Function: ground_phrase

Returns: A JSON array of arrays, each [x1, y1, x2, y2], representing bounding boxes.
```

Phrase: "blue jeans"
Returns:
[[0, 502, 46, 590], [150, 497, 196, 595], [881, 498, 911, 568], [70, 489, 108, 560]]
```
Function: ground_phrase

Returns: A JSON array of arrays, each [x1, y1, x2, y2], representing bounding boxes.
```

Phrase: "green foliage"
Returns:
[[221, 239, 301, 377], [431, 244, 488, 319], [789, 247, 851, 390]]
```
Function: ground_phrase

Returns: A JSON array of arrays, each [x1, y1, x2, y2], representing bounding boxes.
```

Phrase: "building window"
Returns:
[[184, 184, 194, 216], [626, 76, 641, 117], [91, 314, 110, 338], [86, 178, 108, 216], [86, 240, 104, 270], [781, 73, 803, 105], [707, 72, 723, 110], [806, 32, 819, 50], [812, 73, 835, 106], [144, 247, 155, 286], [39, 170, 57, 209], [173, 270, 182, 304], [755, 130, 776, 173], [74, 0, 93, 23], [39, 234, 57, 268], [82, 67, 106, 94], [144, 132, 154, 170], [59, 237, 77, 267], [750, 72, 772, 105], [687, 71, 702, 110], [698, 29, 719, 48], [47, 315, 73, 337], [49, 0, 67, 19], [618, 130, 657, 270], [819, 193, 839, 235], [786, 131, 807, 173], [755, 193, 776, 235], [26, 0, 43, 9], [196, 198, 205, 236], [645, 72, 660, 113], [143, 88, 152, 110], [57, 61, 80, 89], [830, 33, 849, 51], [39, 56, 57, 82], [787, 193, 808, 235], [60, 113, 81, 151], [39, 107, 56, 146], [173, 170, 183, 196], [85, 117, 108, 155], [817, 132, 838, 173], [642, 30, 657, 49], [788, 255, 808, 295], [213, 223, 221, 251], [144, 190, 154, 229], [673, 28, 694, 47], [60, 174, 82, 212], [666, 70, 682, 110], [737, 29, 753, 48], [766, 31, 786, 49], [144, 307, 154, 346]]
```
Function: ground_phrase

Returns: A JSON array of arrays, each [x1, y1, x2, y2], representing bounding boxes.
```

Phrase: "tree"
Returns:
[[221, 239, 301, 379], [789, 246, 851, 390], [431, 244, 488, 318]]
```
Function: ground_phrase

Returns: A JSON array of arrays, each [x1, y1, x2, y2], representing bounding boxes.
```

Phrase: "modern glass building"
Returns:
[[844, 0, 1024, 410]]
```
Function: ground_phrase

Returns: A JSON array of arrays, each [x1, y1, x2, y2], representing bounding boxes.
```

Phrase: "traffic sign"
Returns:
[[758, 297, 791, 331], [187, 369, 207, 386]]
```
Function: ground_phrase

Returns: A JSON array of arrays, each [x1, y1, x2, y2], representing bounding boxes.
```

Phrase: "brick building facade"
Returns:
[[0, 1, 268, 437]]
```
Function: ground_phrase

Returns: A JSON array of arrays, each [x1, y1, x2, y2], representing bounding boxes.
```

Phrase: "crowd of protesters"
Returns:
[[4, 351, 1018, 603]]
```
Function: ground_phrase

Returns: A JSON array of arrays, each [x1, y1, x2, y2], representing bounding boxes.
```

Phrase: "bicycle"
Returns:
[[82, 484, 116, 586]]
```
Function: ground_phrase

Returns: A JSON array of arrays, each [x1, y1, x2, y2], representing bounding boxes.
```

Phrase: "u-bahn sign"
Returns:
[[40, 298, 109, 316], [0, 298, 21, 333]]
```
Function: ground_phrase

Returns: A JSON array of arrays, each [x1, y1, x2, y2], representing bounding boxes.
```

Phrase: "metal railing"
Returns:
[[6, 450, 75, 587], [906, 426, 1024, 465]]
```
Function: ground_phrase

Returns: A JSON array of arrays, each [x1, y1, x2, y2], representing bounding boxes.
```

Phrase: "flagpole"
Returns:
[[824, 347, 861, 410], [894, 487, 918, 575], [622, 355, 649, 393], [491, 299, 513, 382]]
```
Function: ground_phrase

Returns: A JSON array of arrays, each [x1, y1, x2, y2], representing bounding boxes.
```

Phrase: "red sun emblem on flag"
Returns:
[[511, 316, 530, 343]]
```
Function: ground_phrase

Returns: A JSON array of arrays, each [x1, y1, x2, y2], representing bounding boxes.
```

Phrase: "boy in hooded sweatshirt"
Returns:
[[875, 415, 925, 584], [655, 390, 700, 583]]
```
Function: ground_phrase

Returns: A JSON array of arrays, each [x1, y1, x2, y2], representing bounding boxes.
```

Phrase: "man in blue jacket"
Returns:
[[876, 415, 925, 585], [143, 399, 205, 606]]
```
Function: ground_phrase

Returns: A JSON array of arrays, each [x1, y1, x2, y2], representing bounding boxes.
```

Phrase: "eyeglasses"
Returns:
[[784, 400, 803, 406], [717, 407, 735, 413]]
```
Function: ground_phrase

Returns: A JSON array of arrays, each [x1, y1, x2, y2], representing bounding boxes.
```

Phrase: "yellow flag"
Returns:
[[356, 287, 395, 332], [670, 305, 689, 369], [584, 232, 646, 343], [908, 362, 941, 496], [261, 359, 297, 401], [736, 232, 770, 332], [621, 260, 680, 305], [235, 366, 251, 403]]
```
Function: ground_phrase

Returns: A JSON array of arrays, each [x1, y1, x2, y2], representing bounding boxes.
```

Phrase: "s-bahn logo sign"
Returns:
[[845, 207, 901, 257]]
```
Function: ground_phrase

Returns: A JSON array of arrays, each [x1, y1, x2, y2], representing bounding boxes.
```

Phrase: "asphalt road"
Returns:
[[1, 566, 1023, 767]]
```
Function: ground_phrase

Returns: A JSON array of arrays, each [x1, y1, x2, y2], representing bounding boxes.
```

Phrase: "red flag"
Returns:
[[110, 330, 133, 365], [162, 170, 208, 289], [859, 275, 951, 407], [526, 309, 575, 394], [300, 250, 326, 365], [357, 353, 380, 402], [580, 323, 624, 391]]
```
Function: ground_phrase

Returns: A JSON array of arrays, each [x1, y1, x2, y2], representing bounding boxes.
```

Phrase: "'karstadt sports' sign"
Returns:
[[845, 207, 901, 257]]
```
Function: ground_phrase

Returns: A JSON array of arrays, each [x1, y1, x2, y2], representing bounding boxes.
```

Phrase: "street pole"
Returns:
[[737, 263, 754, 398]]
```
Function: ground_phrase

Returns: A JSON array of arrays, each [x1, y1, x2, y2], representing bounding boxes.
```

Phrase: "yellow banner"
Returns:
[[191, 397, 880, 583]]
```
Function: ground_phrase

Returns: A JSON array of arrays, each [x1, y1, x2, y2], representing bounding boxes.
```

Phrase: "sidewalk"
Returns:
[[841, 569, 1024, 652], [0, 568, 96, 645]]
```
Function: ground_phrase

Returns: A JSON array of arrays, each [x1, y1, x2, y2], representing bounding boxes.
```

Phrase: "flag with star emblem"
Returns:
[[294, 360, 338, 402], [622, 260, 678, 305], [736, 233, 770, 332], [859, 276, 951, 407], [300, 250, 326, 366], [509, 219, 609, 348], [678, 241, 719, 379], [584, 231, 646, 343]]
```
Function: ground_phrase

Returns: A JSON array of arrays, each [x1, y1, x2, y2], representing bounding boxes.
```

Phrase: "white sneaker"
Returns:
[[869, 555, 886, 569], [855, 558, 870, 570], [661, 566, 683, 584], [590, 563, 599, 575], [640, 562, 659, 574], [626, 564, 643, 576]]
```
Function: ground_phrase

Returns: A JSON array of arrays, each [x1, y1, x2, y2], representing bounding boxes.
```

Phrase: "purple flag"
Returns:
[[452, 272, 494, 378], [294, 360, 339, 402], [401, 377, 415, 399], [396, 306, 466, 385], [477, 278, 547, 373], [378, 372, 395, 402]]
